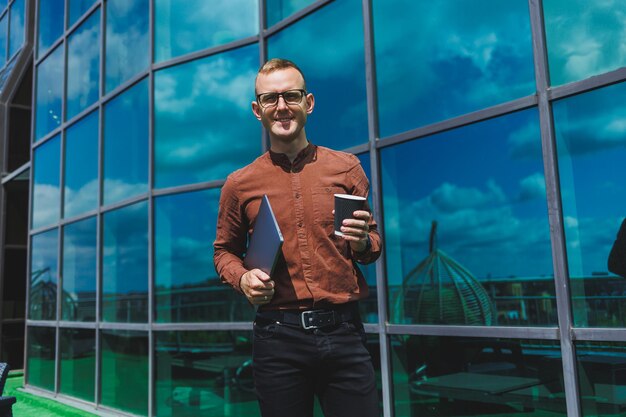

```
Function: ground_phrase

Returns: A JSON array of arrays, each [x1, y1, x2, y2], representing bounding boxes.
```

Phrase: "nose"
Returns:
[[276, 95, 289, 110]]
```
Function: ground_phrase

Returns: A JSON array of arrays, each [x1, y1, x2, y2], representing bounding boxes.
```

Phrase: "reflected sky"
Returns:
[[69, 0, 97, 28], [8, 0, 24, 58], [154, 0, 258, 63], [0, 15, 7, 67], [154, 44, 260, 188], [64, 110, 98, 219], [37, 0, 64, 57], [30, 228, 59, 321], [62, 217, 97, 321], [373, 0, 535, 138], [35, 44, 64, 140], [66, 9, 100, 121], [553, 82, 626, 277], [268, 0, 368, 150], [105, 0, 149, 92], [32, 135, 60, 229], [266, 0, 316, 27], [104, 79, 149, 205], [382, 108, 553, 287], [544, 0, 626, 86]]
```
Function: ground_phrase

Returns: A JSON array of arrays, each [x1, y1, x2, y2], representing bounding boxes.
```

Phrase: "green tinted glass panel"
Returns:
[[154, 0, 258, 63], [8, 0, 25, 58], [37, 0, 65, 57], [64, 110, 99, 218], [35, 45, 64, 140], [154, 44, 260, 188], [103, 79, 149, 205], [68, 0, 96, 28], [268, 0, 367, 150], [32, 134, 61, 229], [66, 9, 100, 121], [155, 189, 253, 322], [544, 0, 626, 87], [391, 335, 566, 416], [102, 201, 149, 322], [62, 217, 97, 321], [59, 328, 95, 401], [30, 229, 58, 320], [105, 0, 149, 92], [266, 0, 316, 26], [553, 82, 626, 327], [101, 330, 148, 415], [373, 0, 535, 138], [382, 109, 555, 326], [27, 326, 56, 391]]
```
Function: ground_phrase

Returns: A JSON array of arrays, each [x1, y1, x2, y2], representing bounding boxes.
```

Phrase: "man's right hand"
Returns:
[[240, 269, 275, 305]]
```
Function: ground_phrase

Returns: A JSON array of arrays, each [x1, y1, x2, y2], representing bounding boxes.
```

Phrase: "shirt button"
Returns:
[[298, 222, 303, 228], [295, 193, 300, 199]]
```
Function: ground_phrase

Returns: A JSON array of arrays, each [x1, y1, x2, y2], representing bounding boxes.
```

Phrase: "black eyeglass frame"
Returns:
[[256, 89, 308, 108]]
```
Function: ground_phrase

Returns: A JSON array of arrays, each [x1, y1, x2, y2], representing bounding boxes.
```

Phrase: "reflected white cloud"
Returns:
[[67, 13, 100, 115], [518, 173, 546, 201], [33, 184, 60, 228], [64, 179, 98, 218]]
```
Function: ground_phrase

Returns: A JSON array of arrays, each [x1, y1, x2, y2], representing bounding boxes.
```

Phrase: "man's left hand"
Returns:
[[339, 210, 371, 253]]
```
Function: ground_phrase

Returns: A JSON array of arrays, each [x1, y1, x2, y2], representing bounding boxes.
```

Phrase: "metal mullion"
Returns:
[[32, 126, 63, 149], [387, 324, 560, 340], [573, 328, 626, 342], [151, 180, 225, 198], [377, 95, 538, 150], [152, 322, 253, 332], [259, 0, 269, 152], [99, 192, 149, 214], [26, 319, 57, 326], [550, 66, 626, 101], [342, 143, 368, 155], [264, 0, 333, 37], [65, 0, 99, 38], [100, 71, 149, 107], [29, 222, 59, 236], [99, 322, 150, 331], [148, 0, 155, 409], [58, 321, 97, 329], [7, 102, 30, 110], [1, 160, 30, 184], [63, 100, 100, 131], [34, 36, 64, 66], [55, 195, 64, 395], [529, 1, 581, 417]]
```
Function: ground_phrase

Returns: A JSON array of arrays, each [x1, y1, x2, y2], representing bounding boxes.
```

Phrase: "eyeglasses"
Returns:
[[256, 89, 307, 108]]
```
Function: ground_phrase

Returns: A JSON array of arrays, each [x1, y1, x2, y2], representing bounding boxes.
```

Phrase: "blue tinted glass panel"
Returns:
[[553, 82, 626, 327], [30, 229, 58, 320], [104, 79, 149, 205], [268, 0, 367, 150], [105, 0, 149, 92], [8, 0, 24, 58], [32, 135, 60, 229], [0, 15, 7, 66], [374, 0, 535, 138], [266, 0, 316, 26], [102, 200, 149, 322], [544, 1, 626, 86], [66, 9, 100, 121], [382, 109, 555, 326], [59, 328, 95, 401], [62, 217, 97, 322], [154, 0, 258, 63], [154, 44, 260, 188], [64, 110, 99, 218], [27, 326, 56, 391], [35, 44, 64, 140], [68, 0, 96, 28], [155, 189, 254, 322], [356, 152, 377, 323], [37, 0, 64, 56]]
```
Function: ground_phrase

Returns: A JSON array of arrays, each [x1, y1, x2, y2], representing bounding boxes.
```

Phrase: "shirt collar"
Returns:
[[268, 143, 317, 172]]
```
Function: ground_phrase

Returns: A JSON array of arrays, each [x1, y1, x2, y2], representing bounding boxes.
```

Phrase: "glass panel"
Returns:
[[154, 0, 258, 63], [103, 78, 149, 205], [37, 0, 64, 57], [26, 326, 56, 391], [102, 200, 149, 322], [382, 109, 556, 326], [543, 0, 626, 87], [268, 0, 367, 150], [66, 9, 100, 121], [32, 134, 61, 229], [35, 44, 64, 140], [266, 0, 316, 27], [155, 330, 258, 416], [64, 110, 99, 218], [373, 0, 535, 138], [154, 44, 260, 188], [30, 229, 58, 320], [391, 335, 566, 416], [0, 14, 7, 66], [101, 330, 148, 415], [68, 0, 97, 28], [105, 0, 149, 92], [575, 341, 626, 416], [553, 82, 626, 327], [62, 217, 97, 322], [8, 0, 25, 58], [155, 189, 253, 323], [59, 328, 95, 401], [1, 323, 25, 366]]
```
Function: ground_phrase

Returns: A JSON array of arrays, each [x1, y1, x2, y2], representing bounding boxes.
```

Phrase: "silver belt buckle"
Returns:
[[301, 310, 323, 330]]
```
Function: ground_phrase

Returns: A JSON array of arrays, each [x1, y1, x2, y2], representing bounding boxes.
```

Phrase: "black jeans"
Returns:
[[252, 318, 379, 417]]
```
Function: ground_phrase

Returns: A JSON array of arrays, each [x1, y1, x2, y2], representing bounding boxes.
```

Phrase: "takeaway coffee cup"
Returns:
[[334, 194, 366, 236]]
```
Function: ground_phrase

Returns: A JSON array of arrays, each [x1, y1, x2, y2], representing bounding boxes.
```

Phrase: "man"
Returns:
[[213, 58, 381, 417]]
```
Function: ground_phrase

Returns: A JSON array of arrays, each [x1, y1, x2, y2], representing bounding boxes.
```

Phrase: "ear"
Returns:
[[251, 101, 262, 120], [305, 93, 315, 114]]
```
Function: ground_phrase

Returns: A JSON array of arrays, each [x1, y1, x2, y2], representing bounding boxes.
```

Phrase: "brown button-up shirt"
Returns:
[[213, 144, 382, 310]]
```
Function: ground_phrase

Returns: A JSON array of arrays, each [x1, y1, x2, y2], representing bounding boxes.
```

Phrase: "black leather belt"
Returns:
[[257, 303, 358, 330]]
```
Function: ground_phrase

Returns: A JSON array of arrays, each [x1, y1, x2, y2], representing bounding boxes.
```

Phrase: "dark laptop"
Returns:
[[243, 195, 284, 276]]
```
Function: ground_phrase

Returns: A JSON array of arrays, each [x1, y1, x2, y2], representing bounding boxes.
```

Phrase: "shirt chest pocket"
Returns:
[[311, 186, 344, 225]]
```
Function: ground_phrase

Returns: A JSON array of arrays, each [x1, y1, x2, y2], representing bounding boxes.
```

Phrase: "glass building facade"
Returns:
[[0, 0, 620, 416]]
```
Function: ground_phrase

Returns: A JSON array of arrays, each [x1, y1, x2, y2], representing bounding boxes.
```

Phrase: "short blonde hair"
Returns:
[[255, 58, 307, 93]]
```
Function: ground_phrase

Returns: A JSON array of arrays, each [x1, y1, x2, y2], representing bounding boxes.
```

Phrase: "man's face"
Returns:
[[252, 68, 314, 144]]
